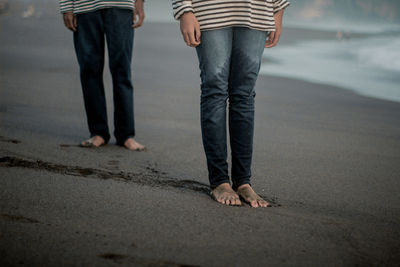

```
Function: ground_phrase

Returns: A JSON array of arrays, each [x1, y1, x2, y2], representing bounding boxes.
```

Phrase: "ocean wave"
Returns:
[[357, 37, 400, 72], [260, 35, 400, 102]]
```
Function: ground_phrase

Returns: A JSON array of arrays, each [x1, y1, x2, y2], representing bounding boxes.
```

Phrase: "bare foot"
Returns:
[[80, 136, 105, 148], [211, 183, 242, 206], [124, 138, 146, 151], [236, 184, 270, 208]]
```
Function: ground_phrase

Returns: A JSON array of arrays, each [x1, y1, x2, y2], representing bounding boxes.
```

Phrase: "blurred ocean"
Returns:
[[146, 0, 400, 103], [261, 33, 400, 102], [261, 0, 400, 102]]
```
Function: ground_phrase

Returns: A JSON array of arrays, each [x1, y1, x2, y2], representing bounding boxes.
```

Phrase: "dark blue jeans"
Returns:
[[74, 8, 135, 145], [196, 27, 268, 189]]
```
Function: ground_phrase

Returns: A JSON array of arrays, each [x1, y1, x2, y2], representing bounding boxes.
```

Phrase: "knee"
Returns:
[[201, 83, 229, 106], [230, 87, 256, 104]]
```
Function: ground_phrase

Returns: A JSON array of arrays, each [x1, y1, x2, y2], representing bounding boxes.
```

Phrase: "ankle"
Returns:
[[213, 183, 232, 190], [237, 183, 251, 191]]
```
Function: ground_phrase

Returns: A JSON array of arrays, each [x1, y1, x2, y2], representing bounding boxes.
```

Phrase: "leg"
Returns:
[[74, 11, 110, 143], [229, 27, 269, 207], [196, 28, 240, 206], [196, 28, 232, 188], [104, 8, 140, 147]]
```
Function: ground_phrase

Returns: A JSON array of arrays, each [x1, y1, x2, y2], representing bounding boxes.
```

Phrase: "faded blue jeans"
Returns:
[[196, 27, 268, 189], [74, 8, 135, 145]]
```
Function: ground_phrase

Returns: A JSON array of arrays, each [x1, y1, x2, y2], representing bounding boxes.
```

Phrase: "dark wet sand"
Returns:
[[1, 1, 400, 266]]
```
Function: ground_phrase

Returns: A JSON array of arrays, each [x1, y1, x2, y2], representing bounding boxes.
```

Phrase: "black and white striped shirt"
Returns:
[[59, 0, 135, 14], [172, 0, 290, 31]]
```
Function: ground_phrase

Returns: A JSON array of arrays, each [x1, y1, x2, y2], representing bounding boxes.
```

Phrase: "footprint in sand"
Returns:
[[1, 214, 40, 224], [0, 136, 21, 144], [104, 160, 120, 171]]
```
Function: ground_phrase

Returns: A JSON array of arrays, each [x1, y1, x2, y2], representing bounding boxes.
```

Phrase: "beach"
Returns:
[[1, 1, 400, 266]]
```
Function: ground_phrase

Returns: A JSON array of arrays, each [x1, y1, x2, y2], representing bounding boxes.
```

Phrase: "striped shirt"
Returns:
[[172, 0, 290, 31], [59, 0, 135, 14]]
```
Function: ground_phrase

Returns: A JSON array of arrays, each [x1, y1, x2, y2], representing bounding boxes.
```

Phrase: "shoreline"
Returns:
[[258, 72, 400, 104]]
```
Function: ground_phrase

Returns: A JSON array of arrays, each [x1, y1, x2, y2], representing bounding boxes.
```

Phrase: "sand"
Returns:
[[1, 1, 400, 266]]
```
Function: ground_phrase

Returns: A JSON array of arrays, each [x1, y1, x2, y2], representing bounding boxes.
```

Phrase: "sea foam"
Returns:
[[260, 34, 400, 103]]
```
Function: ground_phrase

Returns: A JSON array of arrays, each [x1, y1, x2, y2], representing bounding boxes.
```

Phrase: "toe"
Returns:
[[234, 197, 242, 206], [130, 144, 146, 151], [217, 198, 225, 204], [258, 199, 269, 207], [251, 200, 259, 208], [81, 140, 94, 147]]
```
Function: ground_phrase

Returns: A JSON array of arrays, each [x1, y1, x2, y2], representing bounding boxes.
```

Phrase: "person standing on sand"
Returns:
[[60, 0, 146, 151], [172, 0, 290, 207]]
